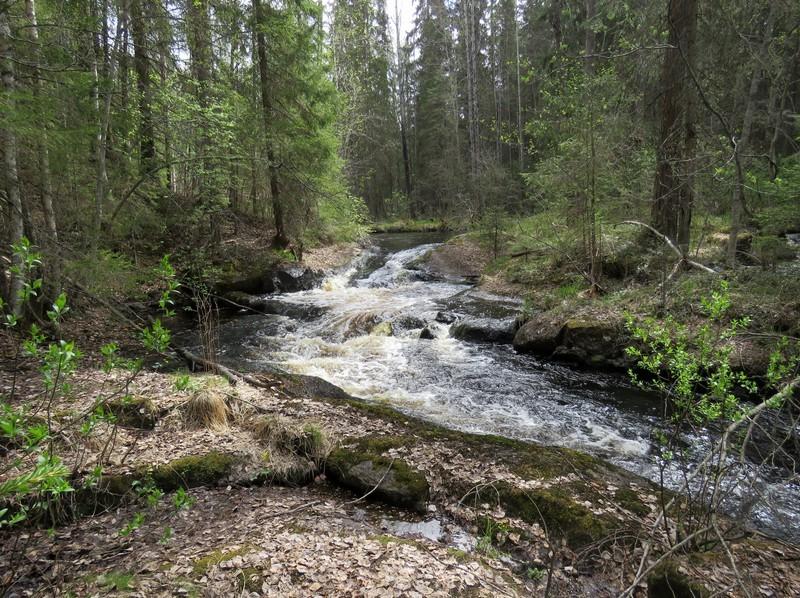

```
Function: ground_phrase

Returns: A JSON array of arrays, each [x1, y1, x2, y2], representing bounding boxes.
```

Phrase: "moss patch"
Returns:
[[148, 451, 241, 492], [326, 444, 429, 513], [192, 545, 254, 575], [237, 567, 265, 593], [614, 487, 650, 516], [647, 561, 708, 598], [469, 481, 616, 549]]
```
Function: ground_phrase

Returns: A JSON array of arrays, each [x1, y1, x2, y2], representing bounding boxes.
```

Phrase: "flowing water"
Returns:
[[203, 232, 800, 543]]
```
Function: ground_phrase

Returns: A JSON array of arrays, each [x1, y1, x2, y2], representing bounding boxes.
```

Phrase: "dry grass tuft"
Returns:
[[181, 376, 233, 430], [249, 416, 331, 464]]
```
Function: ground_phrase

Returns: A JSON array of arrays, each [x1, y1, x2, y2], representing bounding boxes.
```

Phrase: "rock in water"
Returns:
[[449, 317, 516, 344], [512, 313, 563, 355], [370, 321, 394, 336]]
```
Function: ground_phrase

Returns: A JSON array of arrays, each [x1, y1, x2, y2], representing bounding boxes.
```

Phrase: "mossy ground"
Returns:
[[647, 561, 708, 598], [467, 481, 615, 549], [192, 545, 255, 575], [370, 218, 453, 233]]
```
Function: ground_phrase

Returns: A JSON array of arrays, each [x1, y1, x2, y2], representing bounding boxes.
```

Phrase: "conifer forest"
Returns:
[[1, 0, 800, 595]]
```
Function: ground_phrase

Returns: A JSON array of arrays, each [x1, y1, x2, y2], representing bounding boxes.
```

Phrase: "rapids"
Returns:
[[199, 232, 800, 543]]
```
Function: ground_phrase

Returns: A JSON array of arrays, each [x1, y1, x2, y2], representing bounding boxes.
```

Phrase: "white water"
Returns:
[[206, 233, 800, 543]]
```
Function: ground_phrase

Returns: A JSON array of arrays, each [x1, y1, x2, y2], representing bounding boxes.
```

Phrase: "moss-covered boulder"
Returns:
[[553, 317, 631, 369], [469, 481, 616, 548], [326, 438, 428, 513], [513, 313, 563, 355], [148, 451, 244, 492], [647, 561, 707, 598], [107, 397, 160, 430]]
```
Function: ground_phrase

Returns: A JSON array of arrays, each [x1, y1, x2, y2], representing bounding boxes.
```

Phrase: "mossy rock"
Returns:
[[647, 561, 707, 598], [107, 397, 160, 429], [470, 481, 616, 549], [512, 313, 563, 355], [148, 451, 243, 492], [554, 318, 631, 369], [326, 440, 428, 513]]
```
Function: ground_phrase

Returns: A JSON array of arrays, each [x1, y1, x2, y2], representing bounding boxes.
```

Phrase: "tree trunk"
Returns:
[[515, 2, 524, 170], [92, 0, 118, 248], [1, 9, 25, 314], [253, 0, 289, 247], [394, 1, 413, 201], [584, 0, 600, 290], [651, 0, 697, 254], [728, 2, 775, 266], [25, 0, 58, 253], [131, 0, 155, 174], [463, 0, 481, 212]]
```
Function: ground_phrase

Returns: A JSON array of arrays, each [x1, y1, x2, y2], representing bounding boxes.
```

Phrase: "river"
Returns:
[[202, 232, 800, 543]]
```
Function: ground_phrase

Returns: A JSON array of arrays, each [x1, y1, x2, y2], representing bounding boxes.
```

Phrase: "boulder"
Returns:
[[215, 266, 323, 296], [419, 327, 435, 340], [514, 314, 632, 369], [326, 441, 429, 513], [512, 314, 563, 355], [222, 291, 326, 319], [435, 311, 458, 324], [647, 561, 707, 598], [107, 397, 160, 430], [450, 317, 516, 344], [553, 318, 630, 368]]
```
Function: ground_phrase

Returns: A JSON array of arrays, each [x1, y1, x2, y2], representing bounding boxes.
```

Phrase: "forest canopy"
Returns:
[[1, 0, 799, 302]]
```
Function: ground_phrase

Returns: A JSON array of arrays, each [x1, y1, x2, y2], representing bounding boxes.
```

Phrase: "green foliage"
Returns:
[[173, 487, 196, 511], [315, 193, 370, 243], [625, 282, 757, 425], [0, 245, 182, 530], [97, 571, 135, 591], [119, 512, 145, 537], [133, 479, 164, 508], [174, 374, 195, 392], [475, 518, 509, 559], [526, 567, 545, 581], [141, 255, 179, 353], [750, 153, 800, 236]]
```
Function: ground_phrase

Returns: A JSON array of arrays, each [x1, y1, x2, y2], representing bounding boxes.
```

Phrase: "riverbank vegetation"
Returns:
[[2, 0, 800, 595]]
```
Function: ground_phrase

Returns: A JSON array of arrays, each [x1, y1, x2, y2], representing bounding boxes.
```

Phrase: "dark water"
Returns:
[[204, 232, 800, 543]]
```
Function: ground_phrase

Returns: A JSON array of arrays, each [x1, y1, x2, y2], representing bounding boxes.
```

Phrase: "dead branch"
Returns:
[[620, 220, 717, 275]]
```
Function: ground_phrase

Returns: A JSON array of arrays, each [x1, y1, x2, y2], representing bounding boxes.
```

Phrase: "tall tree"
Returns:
[[0, 5, 24, 314], [130, 0, 155, 174], [651, 0, 698, 253], [253, 0, 289, 247]]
